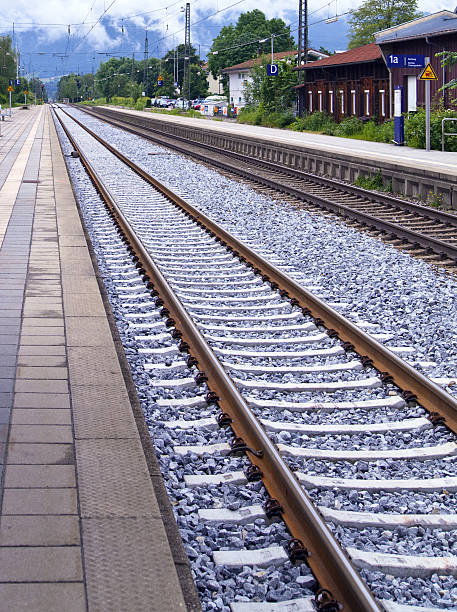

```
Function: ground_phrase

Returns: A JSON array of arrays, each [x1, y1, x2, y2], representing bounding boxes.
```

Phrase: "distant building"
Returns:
[[375, 9, 457, 113], [201, 62, 222, 95], [222, 49, 328, 107], [295, 43, 389, 121], [295, 10, 457, 121]]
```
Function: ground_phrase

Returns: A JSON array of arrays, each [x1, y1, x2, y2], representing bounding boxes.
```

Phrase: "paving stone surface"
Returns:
[[0, 106, 188, 611]]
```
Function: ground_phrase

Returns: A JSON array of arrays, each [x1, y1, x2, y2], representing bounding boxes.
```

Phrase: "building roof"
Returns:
[[375, 10, 457, 43], [222, 49, 326, 72], [295, 43, 382, 70]]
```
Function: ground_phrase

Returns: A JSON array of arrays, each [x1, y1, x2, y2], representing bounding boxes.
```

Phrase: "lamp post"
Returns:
[[297, 0, 308, 115]]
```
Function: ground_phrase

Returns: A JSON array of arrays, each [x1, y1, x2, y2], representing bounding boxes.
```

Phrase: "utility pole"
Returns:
[[144, 30, 149, 96], [184, 3, 190, 106], [297, 0, 308, 115]]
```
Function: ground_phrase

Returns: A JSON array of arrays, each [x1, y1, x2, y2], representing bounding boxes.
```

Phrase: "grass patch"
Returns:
[[354, 170, 392, 193]]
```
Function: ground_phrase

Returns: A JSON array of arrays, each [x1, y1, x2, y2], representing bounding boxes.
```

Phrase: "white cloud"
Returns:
[[0, 0, 451, 57]]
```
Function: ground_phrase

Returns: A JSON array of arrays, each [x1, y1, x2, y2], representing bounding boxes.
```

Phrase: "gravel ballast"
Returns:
[[55, 107, 457, 609]]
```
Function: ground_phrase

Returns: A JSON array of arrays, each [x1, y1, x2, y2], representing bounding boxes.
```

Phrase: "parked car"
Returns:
[[191, 99, 206, 110], [174, 98, 190, 110], [156, 96, 174, 108]]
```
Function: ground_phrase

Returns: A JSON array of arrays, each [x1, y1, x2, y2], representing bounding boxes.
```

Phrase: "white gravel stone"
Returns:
[[280, 441, 457, 461], [320, 507, 457, 530], [198, 505, 266, 524], [230, 598, 315, 611], [213, 546, 288, 568], [349, 547, 457, 577], [184, 471, 247, 487], [298, 472, 457, 491]]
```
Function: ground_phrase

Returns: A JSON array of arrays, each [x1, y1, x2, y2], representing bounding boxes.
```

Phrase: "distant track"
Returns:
[[76, 105, 457, 266]]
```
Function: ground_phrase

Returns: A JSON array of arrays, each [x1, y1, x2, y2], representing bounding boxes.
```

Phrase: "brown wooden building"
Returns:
[[375, 10, 457, 113], [296, 10, 457, 121], [295, 44, 389, 122]]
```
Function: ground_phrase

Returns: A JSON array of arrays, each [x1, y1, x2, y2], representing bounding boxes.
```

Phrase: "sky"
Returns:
[[0, 0, 451, 81]]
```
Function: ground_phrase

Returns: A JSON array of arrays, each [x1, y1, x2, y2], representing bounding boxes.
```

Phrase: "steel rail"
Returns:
[[78, 105, 457, 250], [52, 106, 383, 611], [57, 105, 457, 432]]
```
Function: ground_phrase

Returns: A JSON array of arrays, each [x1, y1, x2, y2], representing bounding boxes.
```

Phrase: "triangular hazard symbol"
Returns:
[[419, 63, 438, 80]]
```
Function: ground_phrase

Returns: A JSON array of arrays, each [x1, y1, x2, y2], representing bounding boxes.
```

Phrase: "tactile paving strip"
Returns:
[[75, 438, 159, 518], [82, 517, 186, 612], [71, 384, 138, 439], [67, 347, 123, 387]]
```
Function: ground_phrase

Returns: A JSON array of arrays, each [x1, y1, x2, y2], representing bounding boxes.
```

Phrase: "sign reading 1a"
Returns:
[[386, 54, 425, 68]]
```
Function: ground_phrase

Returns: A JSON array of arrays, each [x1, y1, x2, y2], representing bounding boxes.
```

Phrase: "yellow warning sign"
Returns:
[[419, 63, 438, 81], [7, 85, 13, 92]]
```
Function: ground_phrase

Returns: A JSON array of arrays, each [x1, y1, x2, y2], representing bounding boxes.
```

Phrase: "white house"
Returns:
[[222, 49, 329, 107], [201, 62, 223, 95]]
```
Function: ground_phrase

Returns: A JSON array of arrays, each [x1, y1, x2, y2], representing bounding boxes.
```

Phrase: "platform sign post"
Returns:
[[8, 83, 13, 117], [266, 64, 278, 76], [418, 58, 438, 152], [393, 86, 404, 146]]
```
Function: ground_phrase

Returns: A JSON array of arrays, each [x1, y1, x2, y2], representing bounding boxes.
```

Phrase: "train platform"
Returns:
[[103, 106, 457, 178], [0, 105, 194, 611]]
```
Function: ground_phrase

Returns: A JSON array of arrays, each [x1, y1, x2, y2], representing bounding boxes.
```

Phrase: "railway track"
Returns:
[[53, 105, 457, 611], [75, 104, 457, 267]]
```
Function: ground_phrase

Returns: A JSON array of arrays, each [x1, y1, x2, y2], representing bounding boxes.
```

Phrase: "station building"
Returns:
[[375, 10, 457, 113], [295, 9, 457, 120], [294, 43, 389, 121]]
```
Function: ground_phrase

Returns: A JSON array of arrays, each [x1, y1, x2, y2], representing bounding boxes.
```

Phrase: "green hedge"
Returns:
[[238, 106, 295, 128], [405, 107, 457, 151]]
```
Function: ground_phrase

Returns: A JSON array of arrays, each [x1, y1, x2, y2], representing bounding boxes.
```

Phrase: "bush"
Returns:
[[354, 170, 392, 192], [237, 106, 264, 125], [110, 96, 134, 108], [293, 111, 336, 132], [260, 111, 295, 128], [333, 116, 364, 137], [135, 97, 150, 111], [238, 107, 295, 128], [405, 107, 457, 151], [374, 119, 395, 143]]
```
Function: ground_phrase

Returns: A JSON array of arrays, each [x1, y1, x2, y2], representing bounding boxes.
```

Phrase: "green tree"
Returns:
[[437, 51, 457, 102], [158, 44, 207, 99], [0, 36, 17, 105], [181, 64, 209, 100], [57, 75, 78, 101], [57, 75, 78, 102], [244, 55, 297, 112], [28, 77, 47, 103], [208, 9, 295, 83], [318, 46, 333, 56], [95, 57, 132, 100], [348, 0, 423, 48]]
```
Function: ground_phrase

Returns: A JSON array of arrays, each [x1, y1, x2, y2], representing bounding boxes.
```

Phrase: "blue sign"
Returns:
[[386, 54, 425, 68], [157, 79, 163, 87], [267, 63, 278, 76], [174, 81, 179, 88], [15, 78, 21, 86], [9, 79, 13, 86]]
